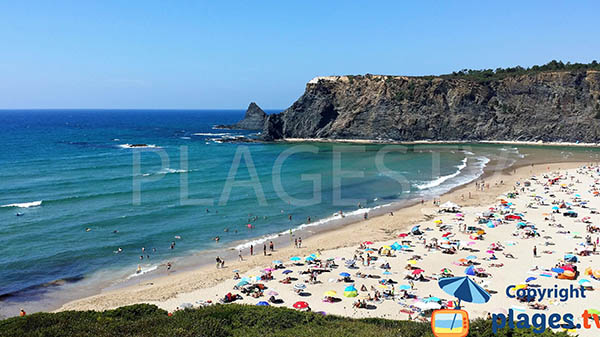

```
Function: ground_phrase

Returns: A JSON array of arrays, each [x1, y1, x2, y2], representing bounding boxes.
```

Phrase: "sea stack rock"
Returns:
[[216, 102, 267, 130]]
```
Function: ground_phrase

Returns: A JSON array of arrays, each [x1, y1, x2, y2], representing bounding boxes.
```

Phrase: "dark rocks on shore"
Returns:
[[216, 102, 267, 130]]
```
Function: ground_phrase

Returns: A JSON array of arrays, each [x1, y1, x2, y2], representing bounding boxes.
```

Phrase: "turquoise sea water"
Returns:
[[1, 110, 598, 316]]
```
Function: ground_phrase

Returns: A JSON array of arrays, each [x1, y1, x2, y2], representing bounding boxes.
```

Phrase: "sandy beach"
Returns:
[[55, 159, 600, 334]]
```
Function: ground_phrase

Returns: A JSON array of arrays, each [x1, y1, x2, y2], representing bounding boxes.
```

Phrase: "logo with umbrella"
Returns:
[[431, 276, 491, 337]]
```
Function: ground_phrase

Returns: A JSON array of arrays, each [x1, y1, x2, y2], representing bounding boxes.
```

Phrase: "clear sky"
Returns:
[[1, 1, 599, 109]]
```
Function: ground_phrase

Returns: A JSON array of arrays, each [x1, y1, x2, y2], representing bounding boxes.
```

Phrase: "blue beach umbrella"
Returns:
[[465, 266, 476, 276], [525, 277, 537, 283], [290, 256, 301, 262], [466, 255, 477, 260], [399, 285, 411, 290], [551, 267, 564, 273], [305, 256, 315, 261], [424, 296, 441, 302], [257, 301, 270, 306], [282, 270, 293, 274], [552, 206, 559, 210], [272, 260, 282, 264], [411, 225, 421, 233], [438, 276, 491, 307], [339, 272, 350, 277], [344, 285, 357, 292], [237, 280, 249, 287], [383, 270, 391, 275]]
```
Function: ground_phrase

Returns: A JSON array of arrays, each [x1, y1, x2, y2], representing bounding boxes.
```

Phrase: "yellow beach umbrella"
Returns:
[[407, 260, 417, 265], [434, 220, 443, 224], [323, 290, 337, 297], [382, 245, 391, 250]]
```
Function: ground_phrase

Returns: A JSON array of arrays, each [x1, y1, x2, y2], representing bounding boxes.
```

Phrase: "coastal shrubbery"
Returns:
[[0, 304, 570, 337], [440, 60, 600, 83]]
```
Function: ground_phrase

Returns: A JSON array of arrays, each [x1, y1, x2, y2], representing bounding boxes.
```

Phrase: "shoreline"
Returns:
[[55, 157, 590, 313], [280, 138, 600, 148]]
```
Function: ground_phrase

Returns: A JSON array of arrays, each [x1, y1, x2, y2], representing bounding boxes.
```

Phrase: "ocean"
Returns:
[[1, 109, 599, 317]]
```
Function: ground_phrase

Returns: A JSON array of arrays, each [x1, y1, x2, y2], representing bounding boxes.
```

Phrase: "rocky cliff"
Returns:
[[217, 102, 267, 130], [262, 71, 600, 142]]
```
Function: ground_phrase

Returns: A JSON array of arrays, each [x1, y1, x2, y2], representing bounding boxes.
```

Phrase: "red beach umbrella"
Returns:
[[293, 301, 309, 309], [398, 233, 408, 238], [412, 269, 424, 275]]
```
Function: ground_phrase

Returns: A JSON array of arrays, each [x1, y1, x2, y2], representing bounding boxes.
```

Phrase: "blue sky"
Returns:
[[1, 1, 598, 109]]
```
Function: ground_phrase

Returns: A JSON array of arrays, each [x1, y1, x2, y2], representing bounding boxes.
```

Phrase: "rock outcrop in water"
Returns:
[[216, 102, 267, 130], [262, 71, 600, 142]]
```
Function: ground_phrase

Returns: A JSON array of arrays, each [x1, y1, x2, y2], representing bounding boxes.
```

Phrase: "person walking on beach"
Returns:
[[533, 246, 537, 258], [263, 244, 267, 256], [294, 238, 298, 248], [298, 237, 302, 248], [239, 250, 243, 261], [269, 241, 274, 252], [250, 245, 253, 256]]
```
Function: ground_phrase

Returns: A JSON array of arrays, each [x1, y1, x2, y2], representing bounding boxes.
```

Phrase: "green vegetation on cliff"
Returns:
[[0, 304, 569, 337], [439, 60, 600, 83]]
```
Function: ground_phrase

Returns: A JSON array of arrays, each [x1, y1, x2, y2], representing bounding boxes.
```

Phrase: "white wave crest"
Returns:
[[416, 158, 468, 190], [118, 144, 160, 149], [1, 200, 42, 208]]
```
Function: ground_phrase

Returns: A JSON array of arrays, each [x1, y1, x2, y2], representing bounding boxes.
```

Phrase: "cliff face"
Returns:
[[217, 102, 267, 130], [262, 71, 600, 142]]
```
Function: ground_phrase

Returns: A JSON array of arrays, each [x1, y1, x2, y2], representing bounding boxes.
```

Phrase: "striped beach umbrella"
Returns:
[[438, 276, 491, 306]]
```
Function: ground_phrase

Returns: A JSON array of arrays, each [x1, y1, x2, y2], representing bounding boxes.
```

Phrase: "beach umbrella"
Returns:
[[442, 232, 452, 238], [305, 256, 315, 262], [391, 242, 402, 250], [424, 296, 441, 302], [294, 283, 306, 290], [438, 276, 491, 306], [257, 301, 270, 306], [486, 250, 495, 254], [412, 269, 424, 275], [345, 259, 356, 265], [339, 272, 350, 277], [282, 269, 293, 274], [594, 270, 600, 279], [344, 285, 358, 297], [552, 206, 559, 210], [466, 255, 477, 260], [465, 266, 475, 276], [323, 290, 337, 297], [579, 279, 592, 286], [236, 280, 249, 287], [363, 241, 373, 245], [290, 256, 301, 262], [267, 290, 279, 296], [399, 285, 411, 290], [525, 277, 537, 283], [263, 268, 274, 272], [407, 259, 417, 265], [272, 260, 282, 265], [383, 270, 392, 275], [382, 245, 392, 250], [293, 301, 309, 309], [434, 220, 443, 224], [398, 233, 408, 238], [551, 267, 564, 273], [411, 225, 421, 233], [467, 241, 476, 246]]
